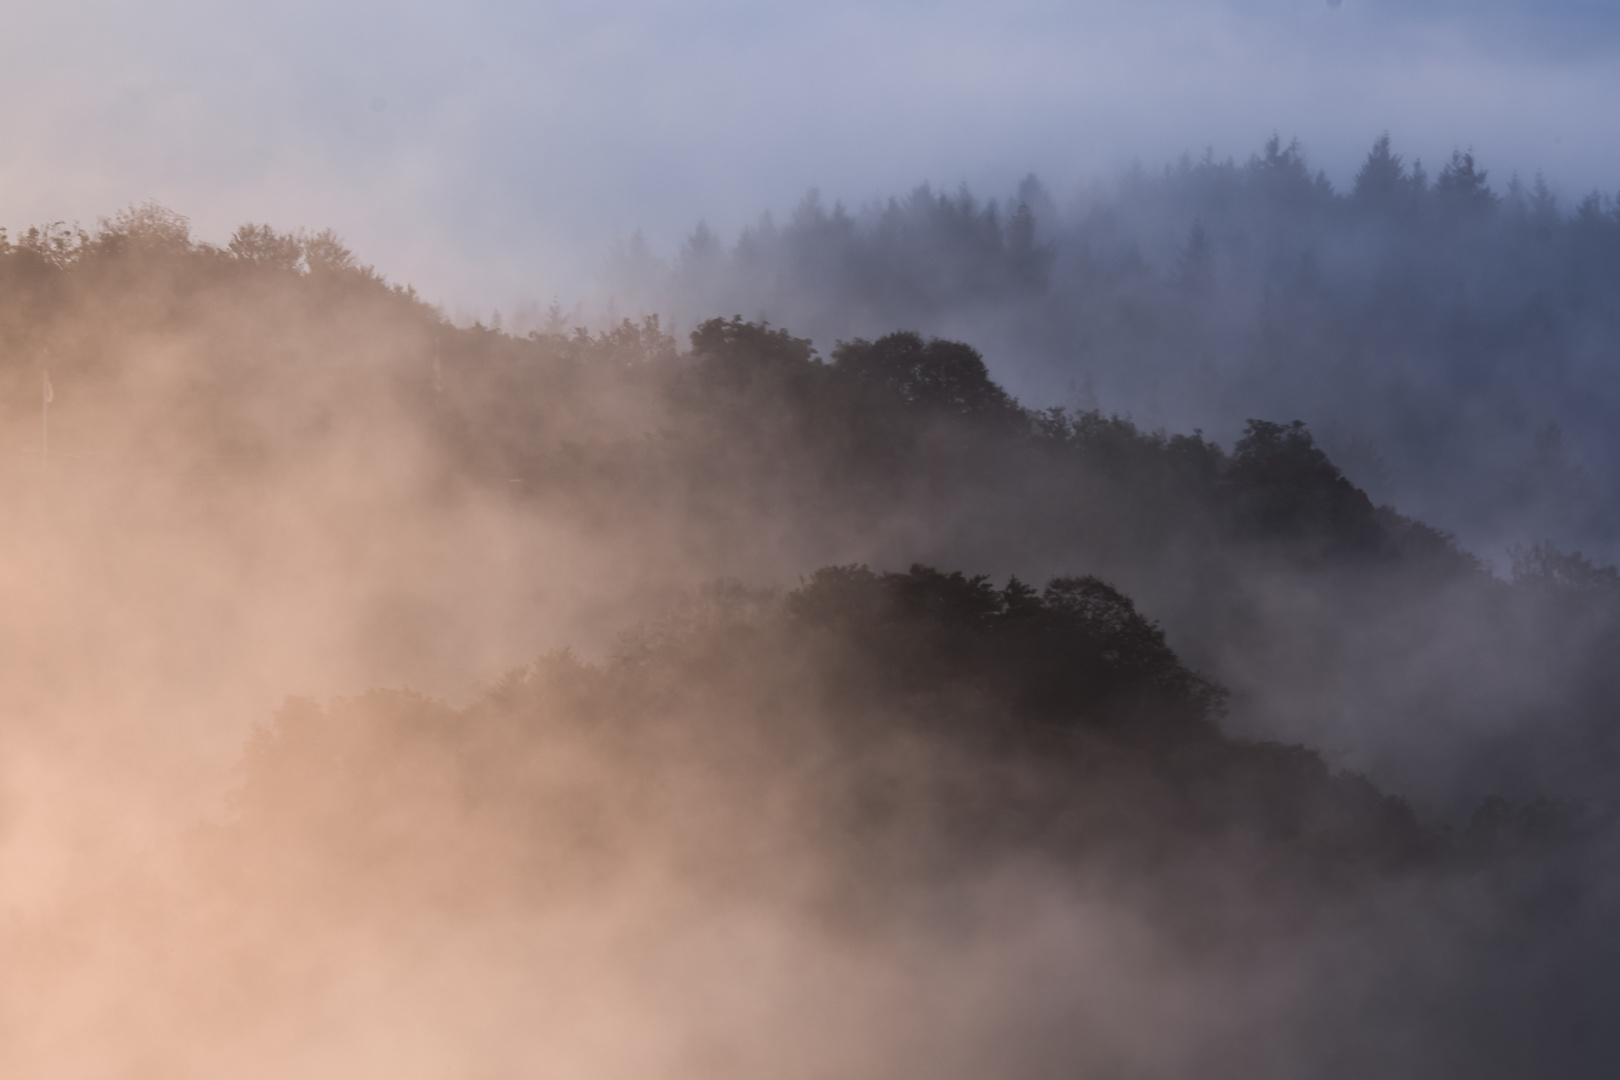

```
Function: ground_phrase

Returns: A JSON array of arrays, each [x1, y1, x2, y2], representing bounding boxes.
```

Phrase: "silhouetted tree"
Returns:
[[831, 332, 1017, 419], [1435, 149, 1496, 216], [1352, 133, 1408, 212]]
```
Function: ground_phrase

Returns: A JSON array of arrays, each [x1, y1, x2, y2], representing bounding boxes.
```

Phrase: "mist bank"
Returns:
[[9, 565, 1614, 1079], [606, 134, 1620, 562], [4, 205, 1620, 1074]]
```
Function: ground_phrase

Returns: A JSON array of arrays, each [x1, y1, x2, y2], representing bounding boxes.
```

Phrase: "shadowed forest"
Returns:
[[1, 195, 1619, 1076], [612, 134, 1620, 562]]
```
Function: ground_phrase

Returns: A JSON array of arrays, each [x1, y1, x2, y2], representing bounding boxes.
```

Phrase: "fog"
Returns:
[[0, 207, 1617, 1076], [601, 138, 1620, 817], [5, 4, 1620, 1069], [612, 135, 1620, 562]]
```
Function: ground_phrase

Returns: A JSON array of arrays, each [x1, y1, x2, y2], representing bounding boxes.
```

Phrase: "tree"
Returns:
[[1006, 198, 1053, 291], [831, 332, 1017, 418], [1174, 221, 1214, 292], [228, 224, 304, 271], [690, 316, 817, 370], [787, 563, 1225, 737], [302, 228, 362, 276], [94, 202, 192, 256], [1352, 133, 1408, 212], [1436, 149, 1496, 215], [1248, 135, 1319, 211], [1227, 420, 1381, 552]]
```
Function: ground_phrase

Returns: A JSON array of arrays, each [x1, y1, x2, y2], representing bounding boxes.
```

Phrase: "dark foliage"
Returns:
[[1227, 418, 1385, 553], [616, 134, 1620, 560], [830, 333, 1017, 420], [788, 564, 1225, 739], [210, 562, 1620, 1077], [228, 563, 1444, 908], [7, 204, 1620, 819]]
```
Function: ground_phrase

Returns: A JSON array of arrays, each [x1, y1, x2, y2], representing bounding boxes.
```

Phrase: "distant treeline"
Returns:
[[608, 135, 1620, 559]]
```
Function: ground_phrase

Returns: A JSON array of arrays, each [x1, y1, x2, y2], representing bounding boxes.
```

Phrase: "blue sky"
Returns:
[[1, 0, 1616, 313]]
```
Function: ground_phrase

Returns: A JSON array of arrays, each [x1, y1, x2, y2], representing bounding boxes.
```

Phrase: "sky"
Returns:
[[1, 0, 1617, 316]]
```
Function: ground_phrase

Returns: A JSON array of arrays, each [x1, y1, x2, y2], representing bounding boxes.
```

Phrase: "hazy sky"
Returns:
[[2, 0, 1616, 314]]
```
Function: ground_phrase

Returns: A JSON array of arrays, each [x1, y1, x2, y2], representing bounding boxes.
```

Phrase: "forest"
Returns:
[[611, 134, 1620, 564], [0, 187, 1617, 1076]]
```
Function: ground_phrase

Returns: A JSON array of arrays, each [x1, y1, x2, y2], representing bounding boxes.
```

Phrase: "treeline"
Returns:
[[4, 204, 1620, 812], [609, 135, 1620, 560]]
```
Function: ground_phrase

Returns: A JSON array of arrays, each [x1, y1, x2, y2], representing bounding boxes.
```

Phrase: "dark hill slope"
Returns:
[[1, 213, 1617, 808], [199, 566, 1612, 1080]]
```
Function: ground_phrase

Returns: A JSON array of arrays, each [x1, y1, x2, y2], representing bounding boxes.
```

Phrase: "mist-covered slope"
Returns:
[[4, 204, 1620, 1076], [13, 564, 1614, 1079], [609, 135, 1620, 561], [5, 206, 1619, 810]]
